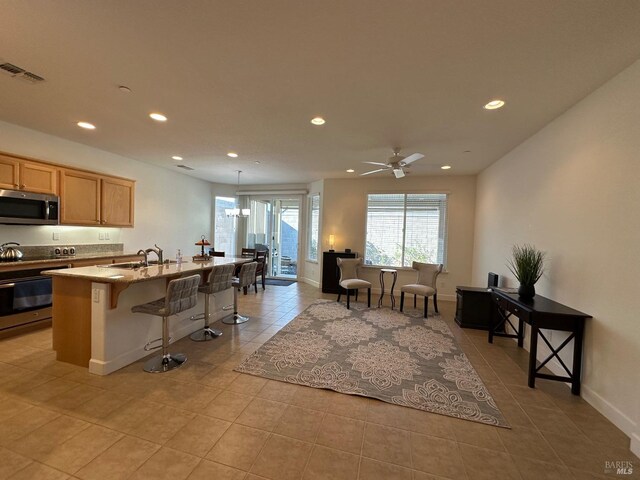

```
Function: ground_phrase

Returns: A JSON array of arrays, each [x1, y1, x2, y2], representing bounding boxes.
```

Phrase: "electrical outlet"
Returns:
[[52, 232, 60, 241], [98, 232, 105, 240], [105, 231, 110, 240], [92, 289, 100, 303]]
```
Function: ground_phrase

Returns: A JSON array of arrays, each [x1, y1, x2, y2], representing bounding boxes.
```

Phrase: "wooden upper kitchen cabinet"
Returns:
[[101, 176, 134, 227], [60, 168, 135, 227], [60, 169, 101, 225], [0, 154, 58, 194]]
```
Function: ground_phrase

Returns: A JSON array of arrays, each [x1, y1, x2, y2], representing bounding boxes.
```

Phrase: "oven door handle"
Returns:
[[0, 283, 16, 289]]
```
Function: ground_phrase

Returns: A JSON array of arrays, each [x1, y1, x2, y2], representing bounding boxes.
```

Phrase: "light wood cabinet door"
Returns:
[[101, 177, 135, 227], [60, 169, 101, 225], [20, 161, 58, 194], [0, 155, 20, 190]]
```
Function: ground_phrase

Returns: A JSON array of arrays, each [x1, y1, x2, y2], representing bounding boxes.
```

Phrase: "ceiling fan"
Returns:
[[360, 148, 424, 179]]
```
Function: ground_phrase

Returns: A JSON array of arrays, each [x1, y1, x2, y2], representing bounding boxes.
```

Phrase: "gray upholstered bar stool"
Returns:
[[131, 274, 200, 373], [222, 261, 258, 325], [190, 263, 235, 341]]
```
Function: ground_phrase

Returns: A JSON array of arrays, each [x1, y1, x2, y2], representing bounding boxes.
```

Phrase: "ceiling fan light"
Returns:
[[393, 168, 405, 179]]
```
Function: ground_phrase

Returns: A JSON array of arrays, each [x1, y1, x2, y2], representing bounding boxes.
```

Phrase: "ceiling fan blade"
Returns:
[[360, 168, 388, 176], [393, 168, 406, 179], [399, 153, 424, 166], [362, 161, 389, 166]]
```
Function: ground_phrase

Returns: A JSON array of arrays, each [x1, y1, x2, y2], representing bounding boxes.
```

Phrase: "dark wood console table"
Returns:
[[488, 289, 591, 395]]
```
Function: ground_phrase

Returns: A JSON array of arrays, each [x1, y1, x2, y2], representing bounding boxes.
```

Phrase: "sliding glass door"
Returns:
[[245, 196, 300, 279]]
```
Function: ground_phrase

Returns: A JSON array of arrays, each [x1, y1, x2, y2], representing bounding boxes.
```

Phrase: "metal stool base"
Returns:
[[144, 353, 186, 373], [190, 328, 222, 341], [222, 313, 249, 325]]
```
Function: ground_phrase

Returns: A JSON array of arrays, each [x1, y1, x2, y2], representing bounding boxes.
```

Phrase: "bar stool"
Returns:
[[222, 262, 258, 325], [131, 274, 200, 373], [190, 264, 235, 341]]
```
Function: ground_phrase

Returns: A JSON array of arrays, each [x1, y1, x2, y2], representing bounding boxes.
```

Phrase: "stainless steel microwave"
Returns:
[[0, 189, 60, 225]]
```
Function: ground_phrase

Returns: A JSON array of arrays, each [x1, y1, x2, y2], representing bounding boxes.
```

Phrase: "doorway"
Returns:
[[246, 197, 300, 279]]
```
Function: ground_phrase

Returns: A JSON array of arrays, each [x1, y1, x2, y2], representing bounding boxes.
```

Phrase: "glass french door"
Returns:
[[246, 197, 300, 279]]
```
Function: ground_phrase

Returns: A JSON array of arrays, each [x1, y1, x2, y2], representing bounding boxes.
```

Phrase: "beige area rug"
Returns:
[[235, 299, 510, 428]]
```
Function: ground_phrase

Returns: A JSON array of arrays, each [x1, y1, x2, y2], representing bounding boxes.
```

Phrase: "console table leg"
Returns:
[[571, 323, 584, 395], [488, 302, 495, 344], [528, 325, 539, 388], [518, 318, 525, 348]]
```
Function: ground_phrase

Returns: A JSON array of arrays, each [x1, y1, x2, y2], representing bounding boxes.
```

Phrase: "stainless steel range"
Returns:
[[0, 264, 65, 337]]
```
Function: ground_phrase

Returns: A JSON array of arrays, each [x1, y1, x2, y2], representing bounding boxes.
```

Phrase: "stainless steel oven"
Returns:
[[0, 189, 59, 225], [0, 266, 64, 336]]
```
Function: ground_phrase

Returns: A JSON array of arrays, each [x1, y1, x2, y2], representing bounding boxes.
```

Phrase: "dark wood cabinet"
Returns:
[[455, 286, 494, 330], [322, 251, 357, 293]]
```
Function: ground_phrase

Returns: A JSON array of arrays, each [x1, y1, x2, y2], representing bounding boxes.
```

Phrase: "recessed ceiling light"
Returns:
[[77, 121, 96, 130], [346, 169, 355, 173], [441, 165, 452, 170], [255, 161, 261, 164], [311, 117, 325, 125], [149, 112, 167, 122], [171, 155, 183, 161], [483, 100, 505, 110], [227, 152, 238, 158]]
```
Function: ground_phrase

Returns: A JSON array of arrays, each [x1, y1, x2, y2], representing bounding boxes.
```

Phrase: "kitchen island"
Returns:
[[43, 257, 251, 375]]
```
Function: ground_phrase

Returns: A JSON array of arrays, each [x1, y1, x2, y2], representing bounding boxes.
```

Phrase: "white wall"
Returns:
[[322, 175, 477, 299], [0, 120, 213, 257], [472, 60, 640, 454]]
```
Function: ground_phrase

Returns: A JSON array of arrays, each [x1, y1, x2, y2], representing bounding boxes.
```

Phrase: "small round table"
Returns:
[[378, 268, 398, 309]]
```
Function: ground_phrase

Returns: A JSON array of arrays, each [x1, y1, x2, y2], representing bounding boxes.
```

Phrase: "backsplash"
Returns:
[[18, 243, 124, 258]]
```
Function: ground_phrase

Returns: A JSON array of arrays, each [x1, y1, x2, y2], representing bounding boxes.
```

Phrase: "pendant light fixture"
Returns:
[[225, 170, 250, 218]]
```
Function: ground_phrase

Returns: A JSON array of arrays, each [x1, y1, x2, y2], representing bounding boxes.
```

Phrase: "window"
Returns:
[[307, 194, 320, 261], [214, 196, 236, 255], [365, 193, 447, 267]]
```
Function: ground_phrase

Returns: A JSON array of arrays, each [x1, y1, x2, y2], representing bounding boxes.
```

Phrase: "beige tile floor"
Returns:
[[0, 283, 637, 480]]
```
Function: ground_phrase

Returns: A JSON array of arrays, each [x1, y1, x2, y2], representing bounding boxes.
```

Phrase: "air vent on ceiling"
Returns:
[[176, 165, 194, 171], [0, 61, 46, 83]]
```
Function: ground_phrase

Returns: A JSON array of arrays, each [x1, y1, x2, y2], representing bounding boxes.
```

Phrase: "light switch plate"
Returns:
[[99, 232, 105, 240], [105, 232, 110, 240], [52, 232, 60, 241]]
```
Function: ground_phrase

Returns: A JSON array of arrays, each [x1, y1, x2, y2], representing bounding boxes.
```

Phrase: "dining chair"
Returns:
[[400, 262, 443, 317], [254, 250, 268, 292], [336, 257, 371, 309]]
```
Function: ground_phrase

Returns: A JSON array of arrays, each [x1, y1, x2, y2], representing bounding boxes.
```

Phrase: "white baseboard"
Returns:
[[89, 316, 202, 375], [300, 277, 320, 288], [631, 432, 640, 458], [505, 331, 638, 450], [581, 384, 638, 443]]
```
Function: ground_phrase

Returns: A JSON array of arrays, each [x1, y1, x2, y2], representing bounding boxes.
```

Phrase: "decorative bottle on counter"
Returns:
[[176, 249, 182, 265]]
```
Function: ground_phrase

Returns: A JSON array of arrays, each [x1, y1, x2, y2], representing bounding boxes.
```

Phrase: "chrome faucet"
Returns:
[[137, 249, 149, 267]]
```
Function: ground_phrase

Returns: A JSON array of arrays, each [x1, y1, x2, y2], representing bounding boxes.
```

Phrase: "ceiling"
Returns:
[[1, 1, 640, 185]]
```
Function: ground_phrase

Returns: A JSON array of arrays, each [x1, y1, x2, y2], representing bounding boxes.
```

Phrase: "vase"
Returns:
[[518, 283, 535, 300]]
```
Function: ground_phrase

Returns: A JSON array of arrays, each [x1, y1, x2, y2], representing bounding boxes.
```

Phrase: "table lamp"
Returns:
[[329, 234, 335, 252]]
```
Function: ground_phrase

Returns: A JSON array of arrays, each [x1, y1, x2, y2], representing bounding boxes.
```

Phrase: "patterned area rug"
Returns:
[[236, 300, 509, 427]]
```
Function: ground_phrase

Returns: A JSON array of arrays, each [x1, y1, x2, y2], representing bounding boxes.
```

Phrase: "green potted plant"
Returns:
[[506, 244, 545, 299]]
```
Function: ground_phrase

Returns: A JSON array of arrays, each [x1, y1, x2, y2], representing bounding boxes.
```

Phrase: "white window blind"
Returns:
[[365, 193, 447, 267], [307, 194, 320, 261]]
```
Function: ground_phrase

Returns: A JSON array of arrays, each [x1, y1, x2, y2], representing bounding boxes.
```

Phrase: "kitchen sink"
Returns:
[[100, 262, 144, 269], [98, 259, 178, 269]]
